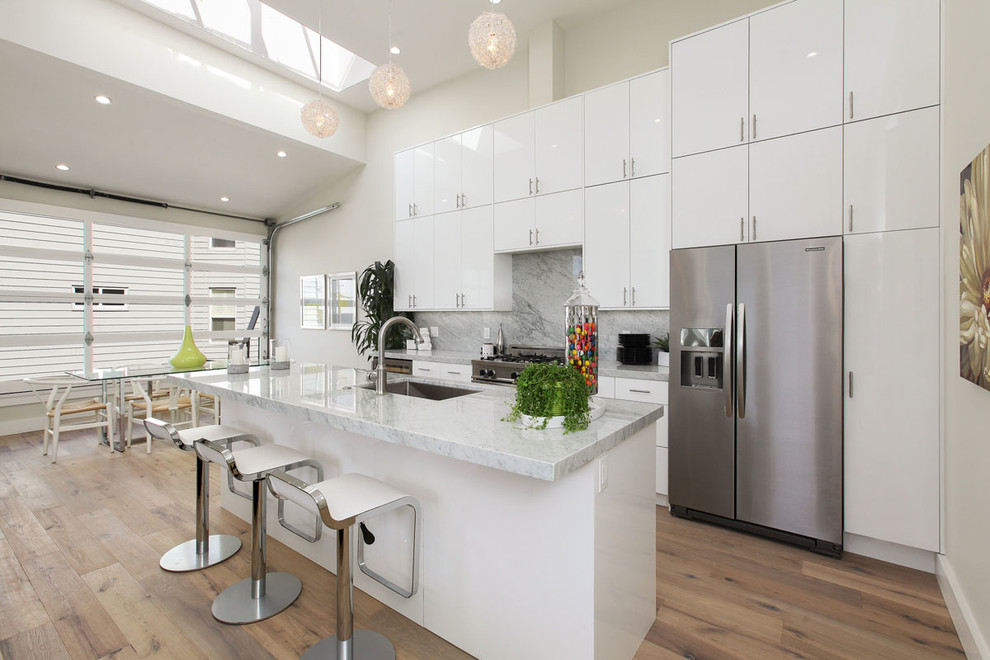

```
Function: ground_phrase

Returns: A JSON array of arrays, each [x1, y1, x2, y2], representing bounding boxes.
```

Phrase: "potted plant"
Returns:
[[351, 260, 414, 361], [503, 363, 595, 433], [654, 332, 670, 366]]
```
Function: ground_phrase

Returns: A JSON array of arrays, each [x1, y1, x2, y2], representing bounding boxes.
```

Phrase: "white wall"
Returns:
[[941, 0, 990, 656]]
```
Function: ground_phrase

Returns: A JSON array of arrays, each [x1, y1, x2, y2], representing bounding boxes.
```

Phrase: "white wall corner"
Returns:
[[842, 532, 936, 573], [528, 20, 566, 107], [937, 554, 990, 660]]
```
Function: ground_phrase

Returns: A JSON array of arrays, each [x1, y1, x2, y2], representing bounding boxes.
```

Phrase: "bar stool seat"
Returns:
[[144, 418, 259, 573], [269, 471, 420, 660], [195, 437, 323, 625]]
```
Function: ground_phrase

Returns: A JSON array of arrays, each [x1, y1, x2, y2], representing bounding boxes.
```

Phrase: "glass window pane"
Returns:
[[197, 0, 251, 45], [261, 5, 314, 76], [93, 224, 184, 259], [0, 211, 82, 250]]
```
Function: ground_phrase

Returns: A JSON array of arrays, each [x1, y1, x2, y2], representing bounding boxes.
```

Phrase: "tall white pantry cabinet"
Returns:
[[669, 0, 941, 553]]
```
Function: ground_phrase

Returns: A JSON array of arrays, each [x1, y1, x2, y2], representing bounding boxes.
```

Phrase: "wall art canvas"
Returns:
[[960, 143, 990, 389]]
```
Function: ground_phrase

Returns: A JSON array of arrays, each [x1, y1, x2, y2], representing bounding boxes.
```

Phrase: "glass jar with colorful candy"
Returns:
[[564, 272, 600, 395]]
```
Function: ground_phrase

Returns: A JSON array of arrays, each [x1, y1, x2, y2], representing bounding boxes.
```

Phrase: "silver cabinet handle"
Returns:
[[631, 286, 636, 306], [461, 192, 466, 207], [408, 295, 412, 308], [419, 367, 432, 373], [623, 159, 627, 178], [740, 117, 745, 142], [446, 371, 459, 375], [849, 91, 854, 119], [751, 216, 757, 241], [460, 292, 466, 307], [724, 303, 734, 417], [535, 177, 540, 194], [412, 294, 417, 308], [535, 227, 540, 244], [529, 178, 533, 195], [752, 114, 757, 140], [529, 228, 533, 246], [630, 157, 635, 177], [408, 203, 412, 217], [413, 203, 418, 216], [456, 193, 461, 208], [623, 287, 628, 305], [848, 371, 854, 398], [848, 204, 854, 232], [737, 302, 746, 419], [629, 389, 651, 394], [740, 217, 745, 242]]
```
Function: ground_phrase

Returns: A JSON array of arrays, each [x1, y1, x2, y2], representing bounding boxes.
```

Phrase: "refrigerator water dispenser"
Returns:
[[679, 328, 723, 390]]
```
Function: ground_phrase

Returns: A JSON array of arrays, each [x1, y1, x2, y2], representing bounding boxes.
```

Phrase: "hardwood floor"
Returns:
[[0, 428, 965, 659]]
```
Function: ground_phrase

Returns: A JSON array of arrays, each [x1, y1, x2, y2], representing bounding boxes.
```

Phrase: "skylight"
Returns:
[[136, 0, 376, 92]]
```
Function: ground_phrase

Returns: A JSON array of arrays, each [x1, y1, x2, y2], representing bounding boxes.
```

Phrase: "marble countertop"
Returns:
[[167, 363, 662, 482]]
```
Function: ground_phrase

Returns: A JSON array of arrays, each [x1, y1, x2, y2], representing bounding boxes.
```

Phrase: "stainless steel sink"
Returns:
[[356, 380, 480, 400]]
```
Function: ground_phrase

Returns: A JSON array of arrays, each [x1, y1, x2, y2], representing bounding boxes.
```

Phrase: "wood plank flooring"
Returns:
[[0, 428, 965, 659]]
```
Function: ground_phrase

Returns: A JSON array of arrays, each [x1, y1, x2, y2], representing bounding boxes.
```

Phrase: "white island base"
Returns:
[[220, 399, 657, 660]]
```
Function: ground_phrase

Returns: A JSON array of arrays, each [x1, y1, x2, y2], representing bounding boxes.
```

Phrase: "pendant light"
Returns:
[[369, 0, 411, 109], [301, 0, 339, 137], [468, 0, 516, 70]]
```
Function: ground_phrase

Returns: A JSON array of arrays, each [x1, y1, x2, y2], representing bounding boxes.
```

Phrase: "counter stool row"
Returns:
[[144, 417, 420, 659]]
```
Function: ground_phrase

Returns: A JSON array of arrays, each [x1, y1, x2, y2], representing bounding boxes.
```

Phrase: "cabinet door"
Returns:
[[494, 112, 535, 203], [493, 198, 534, 252], [434, 134, 462, 215], [749, 0, 843, 141], [393, 218, 416, 310], [630, 174, 670, 308], [671, 145, 748, 249], [584, 181, 630, 309], [845, 0, 940, 121], [844, 229, 939, 551], [433, 213, 462, 309], [394, 148, 415, 220], [630, 69, 670, 178], [535, 95, 584, 196], [413, 143, 435, 216], [460, 124, 494, 209], [844, 106, 940, 234], [460, 206, 495, 309], [410, 216, 435, 309], [584, 81, 630, 187], [749, 126, 842, 242], [535, 189, 583, 249], [670, 19, 749, 158]]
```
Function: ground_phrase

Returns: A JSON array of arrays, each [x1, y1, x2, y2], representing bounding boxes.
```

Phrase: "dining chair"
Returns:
[[124, 376, 194, 452], [24, 376, 114, 463]]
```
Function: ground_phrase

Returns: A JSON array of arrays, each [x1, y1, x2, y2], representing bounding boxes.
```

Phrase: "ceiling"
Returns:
[[0, 0, 631, 221]]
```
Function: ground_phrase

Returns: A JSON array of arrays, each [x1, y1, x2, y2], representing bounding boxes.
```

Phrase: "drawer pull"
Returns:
[[629, 388, 651, 394]]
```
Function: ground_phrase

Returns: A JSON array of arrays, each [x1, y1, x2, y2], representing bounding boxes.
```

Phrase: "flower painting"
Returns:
[[960, 144, 990, 389]]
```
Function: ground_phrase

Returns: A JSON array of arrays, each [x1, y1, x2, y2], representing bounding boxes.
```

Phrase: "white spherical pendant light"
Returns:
[[369, 63, 411, 109], [301, 99, 339, 138], [468, 5, 516, 70]]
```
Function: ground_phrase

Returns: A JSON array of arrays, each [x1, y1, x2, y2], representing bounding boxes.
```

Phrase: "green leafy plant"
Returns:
[[351, 260, 413, 359], [503, 363, 591, 433], [653, 332, 670, 352]]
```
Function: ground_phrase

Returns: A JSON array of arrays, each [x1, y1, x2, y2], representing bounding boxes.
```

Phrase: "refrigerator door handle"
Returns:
[[724, 303, 734, 417], [737, 302, 746, 418]]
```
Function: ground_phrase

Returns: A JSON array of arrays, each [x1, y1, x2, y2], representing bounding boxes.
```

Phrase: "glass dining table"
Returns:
[[67, 361, 264, 451]]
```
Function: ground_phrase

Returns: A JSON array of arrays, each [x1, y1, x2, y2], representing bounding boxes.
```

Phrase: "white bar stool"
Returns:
[[143, 417, 259, 572], [268, 471, 421, 660], [194, 437, 323, 625]]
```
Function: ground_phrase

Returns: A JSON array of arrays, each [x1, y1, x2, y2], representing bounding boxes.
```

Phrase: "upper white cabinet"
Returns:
[[494, 189, 583, 252], [394, 144, 435, 220], [843, 106, 940, 234], [670, 19, 749, 158], [584, 175, 670, 309], [434, 206, 511, 310], [393, 215, 435, 311], [494, 96, 584, 203], [434, 125, 494, 215], [844, 0, 940, 122], [585, 70, 670, 187], [844, 228, 940, 551], [671, 145, 748, 249]]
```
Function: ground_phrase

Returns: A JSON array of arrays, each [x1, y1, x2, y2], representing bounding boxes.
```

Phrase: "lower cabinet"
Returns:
[[394, 216, 435, 311], [599, 376, 669, 496], [412, 360, 472, 383]]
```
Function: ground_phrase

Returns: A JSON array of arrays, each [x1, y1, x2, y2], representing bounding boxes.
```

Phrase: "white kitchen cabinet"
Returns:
[[656, 446, 668, 497], [610, 376, 669, 495], [671, 145, 748, 249], [584, 175, 669, 309], [434, 206, 511, 311], [844, 0, 940, 122], [748, 0, 842, 143], [493, 189, 583, 252], [413, 360, 472, 383], [585, 70, 670, 188], [749, 126, 843, 242], [843, 106, 940, 235], [494, 97, 583, 203], [393, 216, 435, 311], [394, 144, 435, 220], [435, 125, 494, 215], [670, 18, 749, 158], [844, 228, 939, 552]]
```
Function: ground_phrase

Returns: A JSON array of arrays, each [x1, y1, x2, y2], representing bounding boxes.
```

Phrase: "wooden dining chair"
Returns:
[[124, 376, 194, 452], [24, 376, 114, 463]]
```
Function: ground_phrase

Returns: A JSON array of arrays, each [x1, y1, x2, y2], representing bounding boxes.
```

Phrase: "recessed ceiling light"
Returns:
[[807, 51, 818, 58], [276, 150, 287, 158], [95, 94, 112, 105], [490, 0, 501, 3], [220, 196, 230, 202], [390, 46, 401, 55], [55, 164, 70, 171]]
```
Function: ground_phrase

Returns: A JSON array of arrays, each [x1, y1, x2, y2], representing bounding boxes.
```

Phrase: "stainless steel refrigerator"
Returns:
[[668, 237, 843, 556]]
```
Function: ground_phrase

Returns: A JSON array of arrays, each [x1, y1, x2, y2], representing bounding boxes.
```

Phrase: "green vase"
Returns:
[[170, 325, 207, 368]]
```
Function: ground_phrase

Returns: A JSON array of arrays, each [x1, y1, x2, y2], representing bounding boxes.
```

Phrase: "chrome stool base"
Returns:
[[159, 534, 241, 573], [212, 572, 302, 624], [301, 630, 396, 660]]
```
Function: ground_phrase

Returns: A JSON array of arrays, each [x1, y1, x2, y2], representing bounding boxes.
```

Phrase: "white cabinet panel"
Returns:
[[749, 126, 843, 242], [844, 229, 939, 551], [394, 148, 415, 221], [630, 174, 670, 308], [434, 134, 462, 215], [493, 198, 534, 252], [671, 145, 748, 249], [433, 213, 461, 309], [656, 446, 668, 496], [393, 217, 414, 310], [413, 144, 435, 217], [630, 69, 670, 178], [535, 189, 584, 249], [535, 96, 584, 196], [413, 361, 472, 383], [671, 19, 749, 158], [656, 406, 668, 448], [844, 106, 940, 234], [494, 112, 535, 203], [393, 216, 434, 310], [584, 182, 630, 308], [596, 376, 616, 399], [615, 378, 668, 405], [845, 0, 940, 121], [461, 125, 494, 209], [584, 82, 630, 188], [749, 0, 843, 141], [460, 206, 496, 309]]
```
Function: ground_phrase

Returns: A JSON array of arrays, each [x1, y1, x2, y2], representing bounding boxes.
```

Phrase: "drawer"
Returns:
[[656, 446, 668, 495], [413, 361, 471, 383], [596, 376, 615, 399], [615, 377, 668, 404]]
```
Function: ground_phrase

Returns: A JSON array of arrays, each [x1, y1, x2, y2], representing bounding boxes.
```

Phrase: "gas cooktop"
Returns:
[[472, 345, 566, 385]]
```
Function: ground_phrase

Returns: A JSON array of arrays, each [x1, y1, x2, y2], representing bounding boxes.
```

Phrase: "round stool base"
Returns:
[[212, 572, 301, 625], [301, 630, 395, 660], [159, 535, 241, 573]]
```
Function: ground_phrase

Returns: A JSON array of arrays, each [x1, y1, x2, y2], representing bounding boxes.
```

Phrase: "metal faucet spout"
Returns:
[[376, 317, 424, 395]]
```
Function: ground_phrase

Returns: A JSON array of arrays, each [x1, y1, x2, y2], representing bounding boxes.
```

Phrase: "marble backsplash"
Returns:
[[413, 249, 670, 360]]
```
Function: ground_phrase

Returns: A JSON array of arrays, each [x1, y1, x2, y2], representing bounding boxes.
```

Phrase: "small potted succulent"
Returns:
[[503, 363, 595, 433], [654, 332, 670, 367]]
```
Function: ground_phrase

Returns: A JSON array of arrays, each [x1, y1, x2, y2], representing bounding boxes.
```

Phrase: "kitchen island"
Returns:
[[168, 364, 661, 660]]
